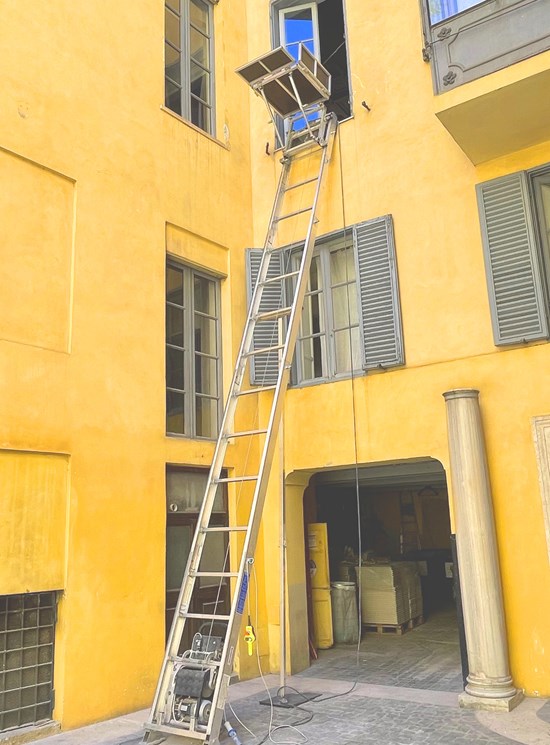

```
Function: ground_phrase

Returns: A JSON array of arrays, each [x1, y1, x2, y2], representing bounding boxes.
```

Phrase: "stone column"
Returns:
[[443, 389, 522, 711]]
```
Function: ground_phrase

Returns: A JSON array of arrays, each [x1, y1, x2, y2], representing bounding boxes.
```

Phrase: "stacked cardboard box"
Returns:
[[356, 562, 423, 626]]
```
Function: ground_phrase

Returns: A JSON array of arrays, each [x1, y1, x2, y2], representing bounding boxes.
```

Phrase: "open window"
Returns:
[[272, 0, 351, 121]]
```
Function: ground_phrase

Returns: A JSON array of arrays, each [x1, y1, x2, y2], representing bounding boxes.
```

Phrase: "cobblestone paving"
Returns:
[[226, 691, 522, 745], [537, 699, 550, 724], [298, 607, 464, 692]]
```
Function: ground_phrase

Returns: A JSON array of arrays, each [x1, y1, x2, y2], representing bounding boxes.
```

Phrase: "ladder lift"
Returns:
[[143, 45, 338, 745]]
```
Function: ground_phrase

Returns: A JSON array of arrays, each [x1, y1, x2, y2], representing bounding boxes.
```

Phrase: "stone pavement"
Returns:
[[13, 610, 550, 745], [26, 673, 550, 745]]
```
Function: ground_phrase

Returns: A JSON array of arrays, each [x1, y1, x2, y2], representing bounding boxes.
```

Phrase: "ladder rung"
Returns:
[[275, 206, 313, 222], [284, 176, 319, 192], [192, 571, 239, 578], [261, 270, 300, 285], [181, 612, 231, 621], [202, 526, 249, 533], [214, 475, 258, 483], [235, 385, 277, 397], [223, 428, 268, 438], [256, 306, 292, 322], [245, 343, 284, 356]]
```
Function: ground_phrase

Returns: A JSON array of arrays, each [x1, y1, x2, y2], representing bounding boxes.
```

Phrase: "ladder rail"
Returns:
[[206, 114, 337, 740], [146, 155, 295, 722], [144, 112, 338, 744]]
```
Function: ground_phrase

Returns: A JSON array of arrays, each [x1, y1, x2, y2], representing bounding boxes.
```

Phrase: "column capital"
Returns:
[[443, 388, 480, 401]]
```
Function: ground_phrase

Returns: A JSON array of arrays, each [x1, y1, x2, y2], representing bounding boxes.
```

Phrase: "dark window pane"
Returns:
[[190, 64, 210, 103], [190, 28, 209, 68], [193, 275, 216, 315], [194, 315, 217, 356], [167, 266, 184, 306], [166, 0, 180, 12], [195, 397, 218, 438], [167, 305, 184, 347], [165, 43, 181, 84], [167, 347, 185, 390], [165, 7, 181, 47], [190, 0, 209, 34], [7, 631, 22, 650], [7, 610, 22, 630], [6, 650, 22, 670], [165, 79, 182, 116], [190, 96, 210, 132], [194, 355, 217, 395], [38, 608, 53, 626], [37, 666, 52, 684], [167, 391, 185, 434], [23, 628, 38, 647], [22, 666, 37, 687], [24, 609, 38, 627]]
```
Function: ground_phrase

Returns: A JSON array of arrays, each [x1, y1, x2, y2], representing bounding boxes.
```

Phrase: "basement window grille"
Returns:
[[0, 592, 57, 733]]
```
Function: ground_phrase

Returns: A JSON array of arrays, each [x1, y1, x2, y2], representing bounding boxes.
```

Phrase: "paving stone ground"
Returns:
[[298, 606, 464, 692], [18, 609, 550, 745]]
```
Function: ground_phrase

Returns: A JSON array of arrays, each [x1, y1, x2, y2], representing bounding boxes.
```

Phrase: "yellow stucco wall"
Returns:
[[2, 0, 550, 733], [0, 0, 255, 729]]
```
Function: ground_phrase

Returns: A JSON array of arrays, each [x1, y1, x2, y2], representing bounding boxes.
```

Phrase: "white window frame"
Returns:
[[278, 2, 321, 59]]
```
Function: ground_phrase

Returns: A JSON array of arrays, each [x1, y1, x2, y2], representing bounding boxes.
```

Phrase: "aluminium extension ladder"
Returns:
[[143, 109, 338, 745]]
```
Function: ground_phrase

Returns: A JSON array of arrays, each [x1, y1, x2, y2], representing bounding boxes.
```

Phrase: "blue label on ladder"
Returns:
[[236, 572, 248, 615]]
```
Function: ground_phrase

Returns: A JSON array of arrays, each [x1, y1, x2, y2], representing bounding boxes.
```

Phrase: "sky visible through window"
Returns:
[[283, 10, 315, 59], [428, 0, 486, 24]]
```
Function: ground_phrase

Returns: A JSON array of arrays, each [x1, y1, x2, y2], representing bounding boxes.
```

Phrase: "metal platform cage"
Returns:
[[236, 44, 331, 120]]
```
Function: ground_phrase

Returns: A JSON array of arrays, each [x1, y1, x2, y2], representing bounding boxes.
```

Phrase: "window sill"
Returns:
[[160, 106, 230, 150], [288, 369, 365, 390], [166, 432, 217, 443]]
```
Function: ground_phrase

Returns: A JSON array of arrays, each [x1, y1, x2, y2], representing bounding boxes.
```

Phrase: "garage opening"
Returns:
[[303, 459, 466, 692]]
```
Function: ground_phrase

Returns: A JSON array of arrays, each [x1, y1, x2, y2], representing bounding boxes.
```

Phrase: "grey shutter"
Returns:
[[354, 215, 404, 369], [246, 249, 284, 385], [477, 173, 549, 345]]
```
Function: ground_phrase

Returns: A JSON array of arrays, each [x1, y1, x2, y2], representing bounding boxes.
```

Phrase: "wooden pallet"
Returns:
[[362, 614, 424, 636]]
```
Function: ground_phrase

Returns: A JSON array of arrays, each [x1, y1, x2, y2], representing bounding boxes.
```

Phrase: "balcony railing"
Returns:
[[423, 0, 550, 93]]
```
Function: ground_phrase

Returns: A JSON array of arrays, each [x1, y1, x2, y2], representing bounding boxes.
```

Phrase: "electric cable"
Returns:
[[250, 563, 312, 745]]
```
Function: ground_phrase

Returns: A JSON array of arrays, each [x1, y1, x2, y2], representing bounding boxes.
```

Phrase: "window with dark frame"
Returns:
[[164, 0, 214, 135], [0, 592, 57, 733], [166, 260, 221, 438]]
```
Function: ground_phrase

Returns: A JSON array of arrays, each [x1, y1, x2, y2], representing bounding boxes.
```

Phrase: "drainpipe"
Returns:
[[443, 389, 523, 711]]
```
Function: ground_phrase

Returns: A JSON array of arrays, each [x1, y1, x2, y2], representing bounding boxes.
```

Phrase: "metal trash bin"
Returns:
[[330, 582, 359, 644]]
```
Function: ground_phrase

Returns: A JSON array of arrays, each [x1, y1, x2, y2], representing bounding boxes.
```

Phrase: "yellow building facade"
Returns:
[[2, 0, 550, 738]]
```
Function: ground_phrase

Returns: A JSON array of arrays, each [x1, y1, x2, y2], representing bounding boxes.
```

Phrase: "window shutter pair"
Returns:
[[246, 215, 405, 384], [477, 173, 549, 345]]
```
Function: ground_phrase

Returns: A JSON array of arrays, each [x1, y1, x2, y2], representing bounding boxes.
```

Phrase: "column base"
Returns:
[[458, 689, 524, 712]]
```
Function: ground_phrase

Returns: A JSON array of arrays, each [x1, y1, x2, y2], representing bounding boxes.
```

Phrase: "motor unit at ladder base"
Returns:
[[236, 45, 331, 118], [162, 630, 222, 732]]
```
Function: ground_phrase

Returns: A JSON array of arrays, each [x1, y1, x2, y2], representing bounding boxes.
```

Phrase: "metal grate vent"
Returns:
[[0, 592, 56, 732]]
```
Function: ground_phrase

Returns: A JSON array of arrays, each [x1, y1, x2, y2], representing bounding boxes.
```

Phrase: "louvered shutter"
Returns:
[[354, 215, 404, 369], [246, 249, 284, 385], [477, 173, 549, 345]]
